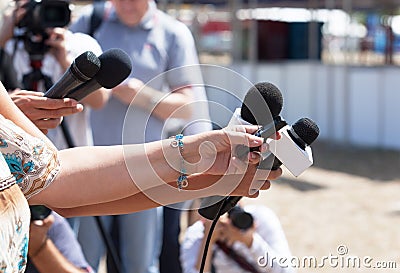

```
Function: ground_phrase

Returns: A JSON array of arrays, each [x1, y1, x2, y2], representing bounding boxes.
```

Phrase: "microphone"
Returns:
[[66, 48, 133, 101], [198, 117, 320, 220], [259, 117, 320, 176], [198, 82, 286, 220], [44, 51, 101, 98], [235, 82, 288, 159]]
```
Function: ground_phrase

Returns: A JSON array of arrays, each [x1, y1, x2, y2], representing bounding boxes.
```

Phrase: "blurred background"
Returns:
[[1, 0, 398, 271], [77, 0, 400, 272], [71, 0, 400, 150]]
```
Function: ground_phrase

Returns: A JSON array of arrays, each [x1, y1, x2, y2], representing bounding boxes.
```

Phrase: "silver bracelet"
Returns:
[[170, 134, 188, 191]]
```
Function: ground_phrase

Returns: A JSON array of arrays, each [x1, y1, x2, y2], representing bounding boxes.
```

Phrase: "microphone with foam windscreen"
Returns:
[[66, 48, 132, 101], [44, 51, 101, 98], [235, 82, 287, 159], [198, 82, 287, 220], [259, 117, 320, 176]]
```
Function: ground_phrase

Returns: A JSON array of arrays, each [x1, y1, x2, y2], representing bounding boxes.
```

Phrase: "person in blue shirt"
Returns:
[[69, 0, 213, 272], [27, 211, 95, 273]]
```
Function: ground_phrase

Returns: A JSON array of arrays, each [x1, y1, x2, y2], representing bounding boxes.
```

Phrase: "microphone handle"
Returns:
[[198, 156, 281, 220], [235, 118, 287, 159], [198, 196, 243, 220], [257, 153, 282, 170], [199, 119, 287, 221], [44, 66, 83, 99], [66, 79, 102, 101]]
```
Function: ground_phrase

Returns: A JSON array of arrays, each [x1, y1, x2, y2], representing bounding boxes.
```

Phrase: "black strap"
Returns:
[[89, 1, 106, 37], [215, 240, 260, 273]]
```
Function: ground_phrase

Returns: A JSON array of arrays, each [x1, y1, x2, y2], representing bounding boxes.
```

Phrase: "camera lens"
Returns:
[[45, 7, 64, 22]]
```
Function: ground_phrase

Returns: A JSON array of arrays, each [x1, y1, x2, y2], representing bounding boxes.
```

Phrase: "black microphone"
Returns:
[[258, 117, 320, 172], [198, 82, 286, 220], [66, 48, 133, 101], [235, 82, 288, 159], [44, 51, 101, 98]]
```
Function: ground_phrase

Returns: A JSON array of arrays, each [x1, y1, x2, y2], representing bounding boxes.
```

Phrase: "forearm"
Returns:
[[50, 168, 266, 217], [112, 84, 193, 120], [51, 173, 221, 216], [29, 239, 87, 273], [80, 88, 111, 109], [30, 137, 197, 208]]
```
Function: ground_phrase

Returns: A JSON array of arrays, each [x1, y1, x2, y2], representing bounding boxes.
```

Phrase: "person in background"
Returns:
[[0, 46, 84, 134], [0, 0, 109, 148], [27, 209, 96, 273], [0, 47, 22, 91], [181, 203, 295, 273], [0, 0, 110, 233], [69, 0, 212, 272]]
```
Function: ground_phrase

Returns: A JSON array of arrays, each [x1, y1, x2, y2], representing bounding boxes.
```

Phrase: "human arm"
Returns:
[[49, 166, 278, 217], [111, 79, 194, 120], [28, 127, 272, 208], [0, 2, 109, 109], [0, 1, 26, 47], [28, 214, 89, 273], [111, 15, 204, 120], [1, 81, 280, 214]]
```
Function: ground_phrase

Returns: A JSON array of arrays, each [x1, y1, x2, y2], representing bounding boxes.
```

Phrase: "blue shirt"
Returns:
[[70, 1, 211, 145]]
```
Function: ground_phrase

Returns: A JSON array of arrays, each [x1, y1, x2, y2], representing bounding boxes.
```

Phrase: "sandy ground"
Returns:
[[239, 140, 400, 273], [100, 140, 400, 273]]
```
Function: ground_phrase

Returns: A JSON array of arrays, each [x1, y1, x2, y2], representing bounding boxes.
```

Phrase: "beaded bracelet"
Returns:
[[170, 134, 188, 191]]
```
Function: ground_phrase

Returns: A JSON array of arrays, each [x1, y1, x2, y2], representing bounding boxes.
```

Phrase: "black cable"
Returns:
[[199, 197, 229, 273], [94, 216, 121, 273]]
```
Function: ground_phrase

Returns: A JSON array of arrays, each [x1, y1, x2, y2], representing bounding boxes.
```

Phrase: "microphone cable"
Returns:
[[199, 196, 229, 273]]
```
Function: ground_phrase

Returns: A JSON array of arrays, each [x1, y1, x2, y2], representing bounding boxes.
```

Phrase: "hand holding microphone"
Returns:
[[199, 82, 286, 220], [198, 82, 320, 220]]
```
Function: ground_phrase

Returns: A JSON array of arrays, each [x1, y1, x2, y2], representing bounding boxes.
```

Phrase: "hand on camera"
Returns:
[[0, 1, 27, 47], [45, 27, 72, 70], [204, 215, 255, 248]]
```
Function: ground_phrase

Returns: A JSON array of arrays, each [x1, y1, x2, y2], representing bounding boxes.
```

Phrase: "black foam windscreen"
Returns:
[[74, 51, 101, 80], [292, 118, 320, 145], [240, 82, 283, 125], [96, 48, 132, 88]]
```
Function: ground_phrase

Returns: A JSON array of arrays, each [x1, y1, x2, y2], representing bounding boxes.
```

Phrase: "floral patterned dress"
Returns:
[[0, 114, 60, 273]]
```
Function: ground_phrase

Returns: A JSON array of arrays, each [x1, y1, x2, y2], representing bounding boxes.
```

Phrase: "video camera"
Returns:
[[228, 206, 254, 231], [17, 0, 71, 56]]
